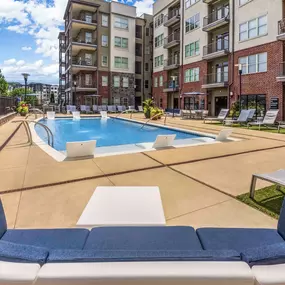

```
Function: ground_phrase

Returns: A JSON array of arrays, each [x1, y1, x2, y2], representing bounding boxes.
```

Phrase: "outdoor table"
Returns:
[[76, 186, 166, 227]]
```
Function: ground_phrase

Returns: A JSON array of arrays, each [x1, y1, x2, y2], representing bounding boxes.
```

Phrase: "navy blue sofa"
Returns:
[[0, 199, 285, 267]]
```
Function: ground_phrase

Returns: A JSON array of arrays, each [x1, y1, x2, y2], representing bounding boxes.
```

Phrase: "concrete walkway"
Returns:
[[0, 114, 283, 229]]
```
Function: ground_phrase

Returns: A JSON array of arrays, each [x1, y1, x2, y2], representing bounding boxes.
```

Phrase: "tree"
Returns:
[[0, 69, 8, 96], [9, 87, 32, 97]]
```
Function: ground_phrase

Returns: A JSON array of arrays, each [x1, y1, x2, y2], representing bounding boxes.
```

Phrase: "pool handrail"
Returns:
[[141, 113, 168, 129]]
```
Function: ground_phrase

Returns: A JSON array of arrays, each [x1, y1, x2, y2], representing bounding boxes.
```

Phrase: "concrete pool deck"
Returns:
[[0, 113, 284, 229]]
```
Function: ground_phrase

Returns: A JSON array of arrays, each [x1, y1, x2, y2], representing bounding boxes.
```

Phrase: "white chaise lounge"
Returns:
[[153, 134, 176, 148], [66, 140, 96, 158], [46, 112, 55, 120]]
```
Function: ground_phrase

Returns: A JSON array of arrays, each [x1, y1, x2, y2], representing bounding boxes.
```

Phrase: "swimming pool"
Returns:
[[35, 117, 214, 151]]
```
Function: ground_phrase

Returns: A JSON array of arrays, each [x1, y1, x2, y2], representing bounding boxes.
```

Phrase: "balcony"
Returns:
[[72, 14, 97, 27], [164, 9, 180, 27], [276, 62, 285, 82], [277, 19, 285, 40], [202, 72, 228, 89], [72, 57, 97, 73], [164, 57, 180, 71], [202, 39, 229, 60], [59, 43, 66, 52], [66, 81, 97, 91], [72, 37, 97, 52], [163, 32, 180, 49], [163, 81, 179, 93], [203, 7, 230, 32]]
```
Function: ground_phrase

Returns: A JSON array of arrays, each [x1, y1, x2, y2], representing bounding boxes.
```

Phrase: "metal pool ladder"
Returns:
[[140, 113, 168, 129]]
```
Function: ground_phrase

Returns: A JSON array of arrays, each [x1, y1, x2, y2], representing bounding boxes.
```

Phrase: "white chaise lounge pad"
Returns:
[[252, 264, 285, 285], [0, 261, 40, 284], [36, 262, 254, 285]]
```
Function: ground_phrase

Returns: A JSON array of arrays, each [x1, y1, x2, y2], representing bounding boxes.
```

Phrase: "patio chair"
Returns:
[[202, 110, 209, 119], [80, 105, 87, 112], [138, 106, 143, 112], [112, 105, 117, 113], [66, 140, 96, 158], [101, 105, 107, 111], [153, 135, 176, 149], [98, 106, 103, 112], [215, 129, 233, 142], [107, 105, 113, 113], [70, 105, 76, 112], [122, 105, 126, 111], [92, 105, 98, 113], [72, 111, 81, 120], [100, 111, 108, 119], [204, 109, 229, 124], [117, 106, 123, 112], [249, 169, 285, 198], [181, 110, 191, 120], [46, 111, 55, 120], [248, 110, 279, 130], [248, 109, 256, 121], [223, 110, 251, 126], [278, 122, 285, 133]]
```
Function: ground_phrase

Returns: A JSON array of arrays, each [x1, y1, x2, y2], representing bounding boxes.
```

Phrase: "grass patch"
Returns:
[[237, 185, 285, 219]]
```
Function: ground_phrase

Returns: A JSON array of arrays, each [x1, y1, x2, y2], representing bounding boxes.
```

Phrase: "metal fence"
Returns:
[[0, 97, 15, 116]]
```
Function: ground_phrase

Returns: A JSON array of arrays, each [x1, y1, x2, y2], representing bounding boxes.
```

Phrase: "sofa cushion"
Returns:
[[241, 242, 285, 266], [277, 199, 285, 240], [84, 226, 202, 250], [47, 249, 240, 263], [0, 240, 48, 264], [2, 228, 89, 250], [197, 228, 284, 251], [0, 200, 7, 239]]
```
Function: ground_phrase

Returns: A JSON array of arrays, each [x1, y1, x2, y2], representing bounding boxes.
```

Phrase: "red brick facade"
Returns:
[[152, 70, 168, 108], [97, 70, 110, 103], [230, 41, 284, 119]]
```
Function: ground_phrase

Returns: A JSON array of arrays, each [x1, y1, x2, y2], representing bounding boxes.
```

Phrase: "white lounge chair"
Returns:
[[101, 105, 107, 111], [223, 110, 251, 126], [215, 129, 233, 142], [248, 110, 279, 130], [117, 106, 123, 112], [100, 111, 108, 119], [46, 111, 55, 120], [107, 105, 114, 113], [85, 106, 91, 112], [92, 105, 98, 113], [204, 109, 229, 124], [248, 109, 256, 121], [181, 110, 191, 120], [250, 169, 285, 198], [138, 106, 143, 112], [66, 140, 96, 158], [98, 106, 103, 112], [153, 135, 176, 149], [70, 105, 76, 112], [80, 105, 87, 112], [72, 111, 81, 120], [122, 105, 126, 112]]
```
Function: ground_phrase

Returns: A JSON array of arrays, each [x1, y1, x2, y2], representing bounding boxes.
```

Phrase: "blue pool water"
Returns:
[[35, 118, 208, 151]]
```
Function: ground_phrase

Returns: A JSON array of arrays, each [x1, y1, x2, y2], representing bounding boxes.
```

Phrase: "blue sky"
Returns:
[[0, 0, 153, 85]]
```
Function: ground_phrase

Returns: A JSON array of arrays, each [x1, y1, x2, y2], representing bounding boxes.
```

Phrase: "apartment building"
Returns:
[[59, 0, 153, 108], [153, 0, 285, 119]]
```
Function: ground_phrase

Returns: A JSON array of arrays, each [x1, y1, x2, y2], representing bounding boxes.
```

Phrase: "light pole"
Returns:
[[73, 81, 77, 106], [171, 75, 177, 118], [21, 73, 30, 101], [238, 64, 242, 112]]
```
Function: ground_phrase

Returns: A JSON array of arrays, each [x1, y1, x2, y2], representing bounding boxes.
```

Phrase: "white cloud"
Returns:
[[4, 59, 17, 65], [134, 0, 154, 15], [21, 46, 32, 51]]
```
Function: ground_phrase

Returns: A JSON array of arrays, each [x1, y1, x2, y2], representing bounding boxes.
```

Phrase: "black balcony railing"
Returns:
[[76, 82, 97, 88], [203, 39, 229, 56], [278, 19, 285, 35], [164, 32, 180, 45], [164, 57, 180, 67], [164, 9, 180, 22], [72, 37, 97, 45], [73, 15, 97, 24], [203, 7, 229, 26], [279, 62, 285, 76], [163, 81, 179, 89], [72, 57, 97, 66], [203, 72, 228, 85]]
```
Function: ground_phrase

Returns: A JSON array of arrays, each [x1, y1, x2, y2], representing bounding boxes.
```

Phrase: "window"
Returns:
[[155, 34, 164, 48], [145, 47, 150, 54], [239, 15, 267, 41], [154, 55, 164, 67], [114, 37, 128, 49], [154, 14, 164, 28], [185, 40, 200, 57], [113, 76, 120, 87], [136, 25, 142, 38], [102, 35, 108, 47], [154, 77, 158, 87], [145, 63, 149, 71], [102, 55, 108, 67], [135, 61, 142, 74], [114, 57, 128, 69], [185, 0, 199, 9], [85, 74, 92, 85], [135, 79, 141, 92], [123, 77, 129, 88], [85, 13, 92, 23], [136, 43, 142, 56], [145, 80, 149, 89], [102, 14, 108, 27], [146, 28, 149, 36], [159, 75, 163, 87], [85, 32, 92, 43], [114, 16, 128, 29], [239, 0, 250, 5], [239, 52, 267, 74], [185, 67, 199, 82], [240, 95, 266, 117], [102, 76, 108, 87], [185, 13, 200, 33], [85, 53, 92, 65]]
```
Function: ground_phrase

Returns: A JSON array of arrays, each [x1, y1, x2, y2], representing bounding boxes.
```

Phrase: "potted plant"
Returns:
[[143, 99, 154, 119], [150, 107, 164, 120], [17, 101, 29, 116]]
